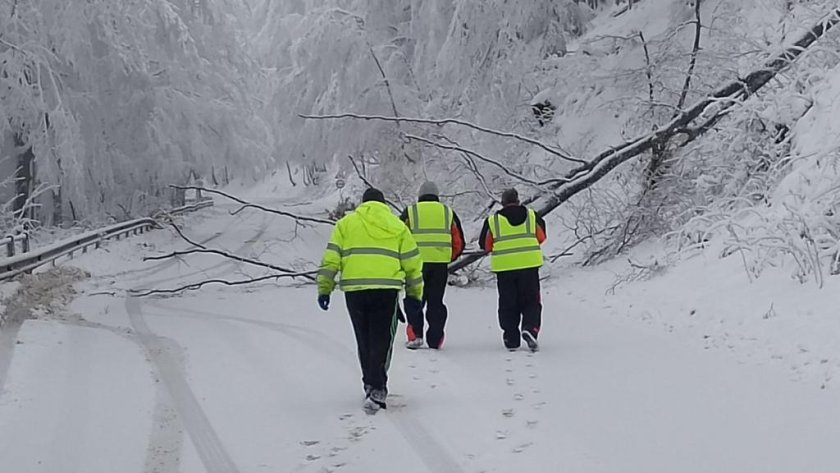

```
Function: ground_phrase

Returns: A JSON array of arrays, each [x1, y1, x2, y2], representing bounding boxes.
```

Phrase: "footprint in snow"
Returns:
[[512, 442, 533, 453], [502, 408, 515, 418], [526, 420, 538, 429], [513, 393, 524, 401], [348, 426, 373, 442], [506, 378, 515, 386], [305, 454, 321, 461], [301, 440, 320, 447], [495, 430, 508, 440], [532, 401, 547, 410]]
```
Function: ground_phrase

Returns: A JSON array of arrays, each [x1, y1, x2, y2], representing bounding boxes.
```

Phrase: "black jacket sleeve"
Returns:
[[478, 218, 490, 252]]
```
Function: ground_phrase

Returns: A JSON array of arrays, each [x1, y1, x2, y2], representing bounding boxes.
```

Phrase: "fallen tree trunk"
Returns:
[[449, 8, 840, 273]]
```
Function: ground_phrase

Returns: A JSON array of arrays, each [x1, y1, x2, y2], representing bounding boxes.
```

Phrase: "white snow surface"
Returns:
[[1, 177, 840, 473]]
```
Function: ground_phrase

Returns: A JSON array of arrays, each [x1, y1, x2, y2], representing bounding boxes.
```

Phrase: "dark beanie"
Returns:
[[501, 188, 519, 205], [362, 187, 386, 203]]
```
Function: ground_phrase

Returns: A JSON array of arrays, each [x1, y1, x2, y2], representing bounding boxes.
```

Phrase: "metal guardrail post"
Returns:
[[6, 235, 14, 257]]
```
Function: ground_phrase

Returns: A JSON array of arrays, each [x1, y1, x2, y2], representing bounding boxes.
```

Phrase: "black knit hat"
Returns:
[[362, 187, 386, 203], [501, 188, 519, 205]]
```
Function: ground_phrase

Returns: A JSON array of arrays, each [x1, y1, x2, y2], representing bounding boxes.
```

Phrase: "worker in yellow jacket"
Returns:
[[478, 188, 546, 352], [317, 188, 424, 414]]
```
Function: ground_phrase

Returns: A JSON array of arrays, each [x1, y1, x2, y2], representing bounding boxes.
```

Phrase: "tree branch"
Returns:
[[346, 155, 401, 210], [129, 272, 316, 297], [170, 185, 333, 225], [674, 1, 702, 116], [369, 45, 400, 121], [145, 243, 316, 282], [404, 134, 568, 187], [299, 113, 585, 164]]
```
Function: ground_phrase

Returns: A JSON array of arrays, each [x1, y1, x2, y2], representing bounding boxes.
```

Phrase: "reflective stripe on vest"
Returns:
[[489, 209, 543, 272], [408, 202, 453, 263]]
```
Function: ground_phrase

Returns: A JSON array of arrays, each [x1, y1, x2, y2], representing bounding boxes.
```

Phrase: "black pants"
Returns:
[[496, 268, 542, 349], [345, 289, 399, 392], [407, 263, 449, 348]]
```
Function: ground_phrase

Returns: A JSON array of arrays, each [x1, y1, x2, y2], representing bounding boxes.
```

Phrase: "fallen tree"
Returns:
[[448, 7, 840, 272]]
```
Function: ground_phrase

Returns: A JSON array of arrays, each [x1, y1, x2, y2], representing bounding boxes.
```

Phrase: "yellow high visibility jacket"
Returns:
[[406, 202, 453, 263], [488, 209, 543, 272], [318, 201, 424, 299]]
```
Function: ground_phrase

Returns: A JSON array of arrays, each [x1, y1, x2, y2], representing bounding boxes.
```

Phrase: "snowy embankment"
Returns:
[[1, 170, 839, 472]]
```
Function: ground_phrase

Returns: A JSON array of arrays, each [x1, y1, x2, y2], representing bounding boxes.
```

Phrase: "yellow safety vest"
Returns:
[[407, 202, 453, 264], [318, 201, 424, 299], [488, 209, 543, 272]]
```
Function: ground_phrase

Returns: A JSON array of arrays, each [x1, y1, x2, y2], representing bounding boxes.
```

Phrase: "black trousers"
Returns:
[[496, 268, 542, 349], [345, 289, 399, 392], [407, 263, 449, 348]]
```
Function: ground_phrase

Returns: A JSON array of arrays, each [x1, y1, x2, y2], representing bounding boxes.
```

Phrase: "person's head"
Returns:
[[501, 188, 519, 206], [362, 187, 386, 204], [418, 181, 439, 198]]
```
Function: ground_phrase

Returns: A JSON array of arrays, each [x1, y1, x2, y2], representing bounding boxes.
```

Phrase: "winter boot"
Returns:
[[363, 397, 381, 415], [522, 330, 539, 353], [370, 388, 387, 408], [406, 325, 424, 349], [503, 333, 520, 351]]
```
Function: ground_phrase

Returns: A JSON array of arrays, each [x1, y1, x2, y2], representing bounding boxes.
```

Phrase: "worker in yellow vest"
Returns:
[[317, 188, 424, 414], [399, 181, 465, 350], [478, 188, 546, 352]]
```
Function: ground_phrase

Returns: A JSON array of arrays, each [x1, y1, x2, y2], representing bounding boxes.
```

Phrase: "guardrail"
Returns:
[[0, 198, 214, 281], [3, 232, 30, 257]]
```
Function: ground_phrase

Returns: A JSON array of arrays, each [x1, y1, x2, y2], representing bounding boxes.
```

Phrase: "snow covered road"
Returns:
[[1, 200, 839, 473]]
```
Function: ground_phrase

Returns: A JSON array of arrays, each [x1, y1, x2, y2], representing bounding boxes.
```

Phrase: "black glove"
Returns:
[[317, 294, 330, 311], [403, 297, 423, 319]]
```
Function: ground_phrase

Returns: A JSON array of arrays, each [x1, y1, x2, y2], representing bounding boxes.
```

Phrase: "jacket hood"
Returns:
[[354, 201, 405, 240], [497, 205, 528, 226]]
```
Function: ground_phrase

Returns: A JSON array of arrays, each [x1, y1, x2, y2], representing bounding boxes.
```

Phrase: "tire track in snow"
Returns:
[[127, 296, 241, 473], [126, 213, 268, 473], [143, 302, 466, 473], [0, 320, 22, 397]]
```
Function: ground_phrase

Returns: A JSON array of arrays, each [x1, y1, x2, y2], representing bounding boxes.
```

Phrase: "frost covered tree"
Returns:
[[0, 0, 271, 230]]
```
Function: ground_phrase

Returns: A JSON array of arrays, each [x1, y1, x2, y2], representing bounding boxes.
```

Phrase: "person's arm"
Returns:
[[450, 210, 466, 260], [399, 207, 409, 225], [317, 222, 344, 296], [399, 229, 424, 301], [535, 212, 547, 244], [478, 217, 493, 253]]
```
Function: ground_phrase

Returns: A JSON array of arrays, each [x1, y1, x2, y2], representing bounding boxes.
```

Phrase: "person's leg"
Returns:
[[519, 268, 542, 336], [344, 291, 371, 391], [366, 289, 399, 405], [496, 271, 520, 349], [519, 268, 542, 351], [423, 263, 449, 349], [405, 266, 427, 346]]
